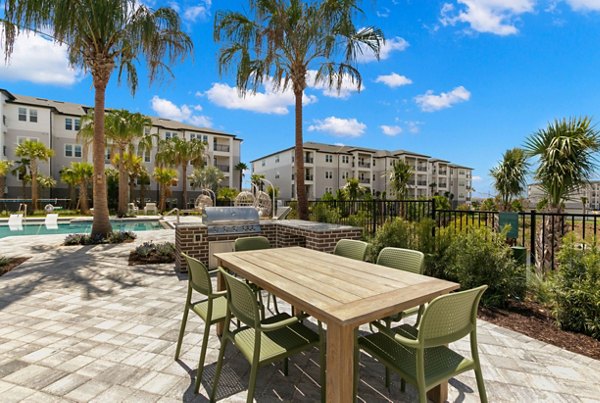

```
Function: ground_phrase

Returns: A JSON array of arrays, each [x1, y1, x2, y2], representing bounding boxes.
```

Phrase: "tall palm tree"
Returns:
[[214, 0, 383, 219], [15, 140, 54, 210], [525, 117, 600, 273], [123, 153, 145, 205], [153, 167, 178, 212], [389, 160, 413, 199], [3, 0, 193, 236], [37, 175, 56, 199], [105, 110, 151, 216], [235, 162, 248, 190], [172, 137, 205, 208], [0, 160, 13, 197], [190, 166, 225, 193], [490, 148, 529, 211]]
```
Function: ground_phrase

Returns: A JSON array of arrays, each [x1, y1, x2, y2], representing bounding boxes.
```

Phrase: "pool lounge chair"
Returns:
[[144, 202, 158, 215], [8, 214, 23, 231], [45, 213, 59, 230]]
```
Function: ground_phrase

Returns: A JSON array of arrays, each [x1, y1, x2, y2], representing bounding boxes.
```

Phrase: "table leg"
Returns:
[[216, 270, 225, 337], [326, 323, 355, 403], [426, 380, 448, 402]]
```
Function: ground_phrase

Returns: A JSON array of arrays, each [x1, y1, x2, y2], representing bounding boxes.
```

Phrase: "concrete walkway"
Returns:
[[0, 229, 599, 402]]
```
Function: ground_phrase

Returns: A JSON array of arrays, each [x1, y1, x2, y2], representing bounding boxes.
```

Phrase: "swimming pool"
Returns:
[[0, 219, 165, 239]]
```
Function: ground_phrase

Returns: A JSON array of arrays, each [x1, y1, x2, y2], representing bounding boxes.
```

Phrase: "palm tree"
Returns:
[[214, 0, 383, 220], [60, 166, 78, 210], [525, 117, 600, 273], [71, 162, 93, 214], [0, 160, 13, 197], [235, 162, 248, 190], [105, 110, 151, 216], [124, 153, 145, 205], [389, 160, 413, 199], [490, 148, 529, 211], [15, 140, 54, 210], [77, 110, 95, 163], [11, 157, 30, 199], [3, 0, 193, 236], [344, 177, 363, 201], [37, 175, 56, 199], [172, 137, 205, 208], [190, 166, 225, 193], [153, 167, 178, 212]]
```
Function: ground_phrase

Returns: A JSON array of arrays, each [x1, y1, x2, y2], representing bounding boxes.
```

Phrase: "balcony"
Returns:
[[214, 143, 230, 152], [305, 157, 314, 164], [359, 178, 371, 184], [216, 164, 230, 173], [357, 162, 371, 168], [417, 166, 427, 172], [417, 181, 428, 186], [305, 174, 314, 181], [439, 170, 448, 175]]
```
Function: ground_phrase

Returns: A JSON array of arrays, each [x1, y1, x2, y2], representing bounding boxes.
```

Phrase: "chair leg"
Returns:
[[246, 359, 260, 403], [283, 357, 289, 376], [210, 338, 229, 402], [175, 306, 189, 360], [400, 378, 406, 392], [474, 366, 488, 403], [418, 387, 427, 403], [272, 295, 280, 314], [194, 321, 212, 393], [385, 367, 391, 389]]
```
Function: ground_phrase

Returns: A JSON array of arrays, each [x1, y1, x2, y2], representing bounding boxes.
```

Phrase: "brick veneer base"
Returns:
[[175, 220, 362, 272]]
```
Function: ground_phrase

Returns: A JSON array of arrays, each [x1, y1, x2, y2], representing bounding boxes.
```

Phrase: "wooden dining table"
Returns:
[[214, 246, 459, 403]]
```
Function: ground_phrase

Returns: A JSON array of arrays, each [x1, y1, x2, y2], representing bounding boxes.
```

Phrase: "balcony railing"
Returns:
[[305, 175, 314, 181], [214, 143, 230, 152], [417, 166, 427, 172], [417, 181, 428, 186], [359, 178, 371, 184], [357, 162, 371, 168], [216, 164, 230, 172], [439, 170, 447, 175], [305, 157, 314, 163]]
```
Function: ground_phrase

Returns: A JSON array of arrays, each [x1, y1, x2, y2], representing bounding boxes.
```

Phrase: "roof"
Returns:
[[148, 116, 238, 138], [449, 163, 474, 170]]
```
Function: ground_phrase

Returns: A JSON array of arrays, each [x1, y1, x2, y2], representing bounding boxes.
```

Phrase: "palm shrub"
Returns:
[[444, 226, 526, 308], [550, 233, 600, 339], [368, 218, 436, 262], [310, 202, 341, 224]]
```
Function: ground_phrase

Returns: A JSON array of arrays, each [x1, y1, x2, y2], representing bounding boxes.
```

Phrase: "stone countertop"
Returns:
[[267, 219, 361, 232]]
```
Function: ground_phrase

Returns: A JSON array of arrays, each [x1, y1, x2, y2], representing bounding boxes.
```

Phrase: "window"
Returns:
[[65, 144, 82, 158], [18, 108, 27, 121], [275, 156, 280, 163], [203, 135, 208, 143], [65, 144, 73, 157], [105, 148, 111, 161], [325, 154, 332, 163], [262, 160, 266, 166], [74, 118, 81, 131], [190, 132, 203, 141], [165, 131, 178, 139], [74, 145, 82, 158], [144, 127, 150, 135], [373, 159, 376, 166], [373, 174, 376, 181], [17, 137, 37, 145], [275, 173, 280, 179], [325, 171, 333, 179], [29, 109, 38, 123], [65, 118, 73, 130]]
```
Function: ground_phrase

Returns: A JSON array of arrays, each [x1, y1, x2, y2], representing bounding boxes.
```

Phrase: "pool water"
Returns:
[[0, 220, 164, 239]]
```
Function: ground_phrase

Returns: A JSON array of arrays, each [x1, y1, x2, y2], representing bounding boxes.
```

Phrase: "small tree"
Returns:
[[490, 148, 528, 211], [0, 160, 13, 197], [171, 137, 205, 208], [190, 166, 225, 193], [15, 140, 54, 210], [153, 167, 178, 212], [235, 162, 248, 190], [389, 160, 413, 199]]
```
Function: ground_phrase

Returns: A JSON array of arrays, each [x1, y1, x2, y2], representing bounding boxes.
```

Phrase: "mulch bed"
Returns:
[[0, 257, 30, 277], [128, 253, 175, 266], [479, 299, 600, 360]]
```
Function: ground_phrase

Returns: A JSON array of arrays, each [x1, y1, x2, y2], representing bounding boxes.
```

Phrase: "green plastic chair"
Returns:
[[333, 239, 370, 261], [357, 285, 489, 403], [175, 253, 228, 394], [234, 236, 279, 315], [211, 269, 325, 403]]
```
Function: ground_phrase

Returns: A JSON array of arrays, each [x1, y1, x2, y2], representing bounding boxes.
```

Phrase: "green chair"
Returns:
[[175, 253, 228, 394], [234, 236, 279, 315], [357, 285, 489, 403], [333, 239, 370, 261], [211, 269, 324, 403]]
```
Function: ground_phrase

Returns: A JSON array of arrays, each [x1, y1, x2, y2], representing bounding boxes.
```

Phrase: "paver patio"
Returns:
[[0, 229, 599, 402]]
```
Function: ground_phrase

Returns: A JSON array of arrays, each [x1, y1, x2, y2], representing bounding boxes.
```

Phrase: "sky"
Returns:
[[2, 0, 600, 197]]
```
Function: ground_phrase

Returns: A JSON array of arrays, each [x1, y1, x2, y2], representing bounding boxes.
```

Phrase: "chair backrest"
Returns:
[[182, 253, 213, 296], [333, 239, 369, 261], [234, 236, 271, 252], [220, 268, 260, 328], [376, 247, 424, 274], [418, 285, 488, 348], [45, 214, 59, 229], [145, 202, 157, 210]]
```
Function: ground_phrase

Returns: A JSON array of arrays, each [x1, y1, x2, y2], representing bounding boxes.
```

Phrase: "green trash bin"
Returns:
[[511, 246, 527, 265]]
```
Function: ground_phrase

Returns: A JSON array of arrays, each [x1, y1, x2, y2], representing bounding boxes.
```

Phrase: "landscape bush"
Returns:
[[368, 217, 435, 262], [130, 241, 176, 264], [550, 234, 600, 339], [0, 256, 10, 267], [64, 231, 136, 245]]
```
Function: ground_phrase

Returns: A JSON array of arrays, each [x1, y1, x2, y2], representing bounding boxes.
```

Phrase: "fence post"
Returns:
[[530, 210, 536, 267], [430, 199, 436, 238], [372, 200, 377, 235]]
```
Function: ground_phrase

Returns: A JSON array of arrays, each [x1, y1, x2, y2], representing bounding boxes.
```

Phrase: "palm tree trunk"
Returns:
[[117, 147, 128, 217], [0, 175, 5, 198], [129, 177, 136, 206], [535, 207, 562, 276], [31, 161, 38, 211], [91, 74, 113, 236], [294, 89, 308, 220], [80, 181, 89, 214], [239, 171, 243, 190], [140, 183, 146, 208], [159, 185, 166, 212], [181, 164, 188, 208]]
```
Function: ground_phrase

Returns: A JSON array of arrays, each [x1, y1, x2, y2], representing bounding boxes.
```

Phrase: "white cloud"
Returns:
[[306, 70, 363, 99], [566, 0, 600, 11], [380, 125, 403, 136], [375, 73, 412, 88], [308, 117, 366, 138], [0, 32, 83, 85], [415, 86, 471, 112], [472, 175, 483, 181], [150, 96, 212, 127], [204, 79, 317, 115], [440, 0, 534, 36], [406, 120, 423, 134], [377, 8, 391, 17], [357, 36, 409, 63], [183, 0, 211, 23]]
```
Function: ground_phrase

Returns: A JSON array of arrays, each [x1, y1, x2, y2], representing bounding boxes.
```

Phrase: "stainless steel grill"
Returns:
[[202, 206, 261, 235]]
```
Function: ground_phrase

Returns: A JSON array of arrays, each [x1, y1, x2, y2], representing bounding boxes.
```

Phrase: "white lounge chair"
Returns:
[[128, 203, 139, 215], [8, 214, 23, 231], [45, 213, 59, 230], [144, 202, 158, 215]]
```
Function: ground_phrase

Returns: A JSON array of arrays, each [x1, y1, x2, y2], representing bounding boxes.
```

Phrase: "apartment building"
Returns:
[[251, 142, 473, 204], [0, 89, 242, 203], [528, 182, 600, 213]]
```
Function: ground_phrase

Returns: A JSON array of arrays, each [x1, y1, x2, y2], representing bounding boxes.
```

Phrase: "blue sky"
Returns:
[[2, 0, 600, 196]]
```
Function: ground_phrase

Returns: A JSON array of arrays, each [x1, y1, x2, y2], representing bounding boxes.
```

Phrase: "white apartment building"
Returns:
[[528, 182, 600, 213], [251, 142, 473, 204], [0, 89, 242, 205]]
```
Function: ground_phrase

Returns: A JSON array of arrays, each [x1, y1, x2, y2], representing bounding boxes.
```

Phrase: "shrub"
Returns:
[[0, 256, 10, 267], [368, 218, 435, 262], [310, 202, 340, 224], [64, 231, 136, 245], [130, 241, 176, 264], [550, 233, 600, 339], [444, 226, 526, 308]]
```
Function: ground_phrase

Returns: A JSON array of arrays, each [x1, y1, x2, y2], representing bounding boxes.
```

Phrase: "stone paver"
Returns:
[[0, 229, 599, 402]]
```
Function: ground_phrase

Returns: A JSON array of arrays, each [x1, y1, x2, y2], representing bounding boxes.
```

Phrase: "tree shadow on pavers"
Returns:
[[0, 244, 144, 310], [131, 263, 187, 282], [448, 378, 475, 402]]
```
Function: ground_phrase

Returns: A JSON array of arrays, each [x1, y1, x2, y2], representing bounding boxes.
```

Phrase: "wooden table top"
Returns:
[[215, 246, 459, 327]]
